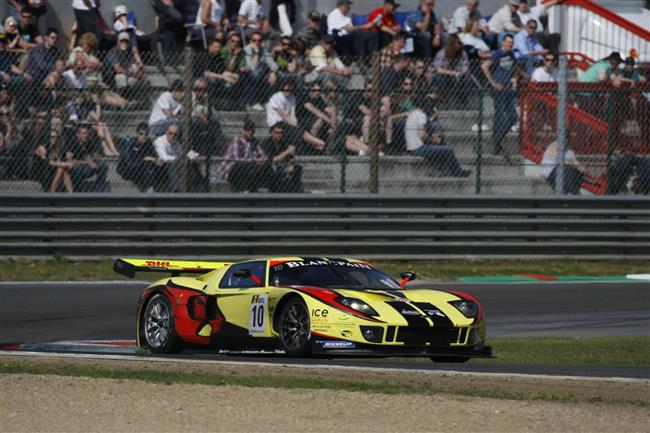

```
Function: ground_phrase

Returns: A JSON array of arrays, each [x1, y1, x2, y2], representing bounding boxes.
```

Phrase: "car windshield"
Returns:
[[269, 259, 401, 290]]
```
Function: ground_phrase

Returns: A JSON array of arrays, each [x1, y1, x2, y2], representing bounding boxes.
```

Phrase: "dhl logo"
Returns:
[[146, 261, 171, 267]]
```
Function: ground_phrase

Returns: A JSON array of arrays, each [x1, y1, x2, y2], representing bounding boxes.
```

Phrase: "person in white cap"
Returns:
[[105, 31, 144, 89]]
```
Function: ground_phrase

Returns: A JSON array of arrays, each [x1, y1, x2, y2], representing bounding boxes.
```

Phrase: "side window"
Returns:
[[219, 261, 267, 288]]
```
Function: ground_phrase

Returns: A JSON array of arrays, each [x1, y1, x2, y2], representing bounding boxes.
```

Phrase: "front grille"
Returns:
[[396, 327, 459, 346]]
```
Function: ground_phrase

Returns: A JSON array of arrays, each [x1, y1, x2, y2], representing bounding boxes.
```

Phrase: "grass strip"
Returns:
[[1, 360, 647, 407], [1, 258, 649, 282]]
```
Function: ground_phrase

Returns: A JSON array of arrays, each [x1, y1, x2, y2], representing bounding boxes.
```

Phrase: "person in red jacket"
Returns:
[[366, 0, 402, 49]]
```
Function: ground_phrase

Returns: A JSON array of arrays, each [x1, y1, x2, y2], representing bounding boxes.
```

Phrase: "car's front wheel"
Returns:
[[141, 293, 182, 354], [278, 297, 311, 356]]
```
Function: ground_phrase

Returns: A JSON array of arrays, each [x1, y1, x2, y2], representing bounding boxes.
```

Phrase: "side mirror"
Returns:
[[399, 272, 417, 287]]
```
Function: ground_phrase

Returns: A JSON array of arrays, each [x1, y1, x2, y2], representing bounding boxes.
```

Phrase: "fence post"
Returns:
[[339, 146, 347, 193], [606, 87, 615, 192], [474, 86, 484, 194], [556, 55, 568, 194], [181, 46, 193, 193], [369, 53, 381, 193]]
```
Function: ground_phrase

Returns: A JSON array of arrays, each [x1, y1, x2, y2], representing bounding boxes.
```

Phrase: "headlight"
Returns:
[[338, 297, 379, 316], [449, 300, 479, 318]]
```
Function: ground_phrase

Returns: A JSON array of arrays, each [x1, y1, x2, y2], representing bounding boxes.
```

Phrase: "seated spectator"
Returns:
[[513, 19, 547, 74], [195, 0, 226, 40], [44, 129, 75, 193], [238, 0, 270, 40], [191, 77, 225, 156], [459, 18, 492, 60], [379, 31, 407, 70], [62, 124, 110, 192], [151, 0, 186, 53], [531, 52, 558, 83], [540, 141, 586, 194], [297, 82, 332, 147], [220, 31, 250, 109], [517, 0, 561, 55], [24, 28, 59, 85], [0, 102, 20, 178], [86, 89, 119, 156], [217, 118, 275, 192], [271, 35, 294, 77], [105, 32, 145, 89], [113, 4, 157, 53], [153, 123, 206, 192], [385, 72, 415, 154], [606, 154, 650, 195], [266, 78, 325, 154], [62, 58, 88, 88], [488, 0, 523, 48], [17, 8, 42, 49], [327, 0, 378, 57], [450, 0, 489, 35], [611, 57, 648, 150], [576, 51, 623, 118], [366, 0, 403, 49], [432, 34, 473, 108], [3, 16, 29, 51], [308, 35, 352, 88], [148, 79, 184, 136], [194, 38, 239, 107], [405, 98, 469, 177], [42, 58, 66, 88], [8, 0, 47, 32], [261, 122, 303, 192], [296, 10, 322, 49], [117, 122, 165, 192], [242, 30, 278, 108], [410, 58, 433, 90], [405, 0, 443, 59]]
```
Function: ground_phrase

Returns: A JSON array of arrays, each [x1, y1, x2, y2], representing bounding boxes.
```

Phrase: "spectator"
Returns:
[[269, 0, 296, 36], [105, 32, 145, 89], [42, 58, 66, 88], [195, 0, 226, 40], [488, 0, 523, 47], [149, 78, 184, 136], [611, 57, 648, 151], [62, 124, 110, 192], [8, 0, 47, 33], [195, 38, 239, 106], [44, 129, 75, 193], [17, 8, 42, 49], [113, 5, 156, 53], [0, 34, 28, 83], [410, 58, 432, 90], [153, 123, 206, 192], [380, 54, 411, 96], [349, 81, 390, 148], [517, 0, 561, 55], [266, 78, 326, 154], [217, 118, 274, 192], [0, 102, 20, 178], [24, 27, 59, 84], [540, 141, 586, 194], [262, 122, 303, 192], [432, 34, 473, 108], [221, 31, 247, 73], [366, 0, 402, 49], [379, 31, 407, 70], [384, 72, 414, 154], [531, 52, 558, 83], [71, 0, 101, 41], [481, 33, 518, 156], [450, 0, 489, 35], [191, 77, 225, 156], [405, 0, 442, 59], [117, 122, 164, 192], [62, 58, 88, 89], [606, 154, 650, 195], [151, 0, 186, 53], [238, 0, 269, 40], [459, 18, 492, 60], [271, 35, 294, 78], [86, 89, 120, 156], [308, 35, 352, 88], [513, 19, 547, 74], [327, 0, 378, 57], [297, 81, 332, 147], [576, 51, 623, 118], [405, 98, 469, 177], [242, 30, 278, 107], [296, 10, 322, 49], [4, 16, 29, 51]]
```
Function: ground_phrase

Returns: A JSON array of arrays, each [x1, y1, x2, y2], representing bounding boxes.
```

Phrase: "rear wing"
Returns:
[[113, 258, 232, 279]]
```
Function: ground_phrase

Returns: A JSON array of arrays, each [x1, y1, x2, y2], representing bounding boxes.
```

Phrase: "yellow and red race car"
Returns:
[[114, 257, 491, 362]]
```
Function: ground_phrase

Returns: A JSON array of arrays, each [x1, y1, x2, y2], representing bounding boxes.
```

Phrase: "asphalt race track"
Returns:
[[1, 280, 649, 378]]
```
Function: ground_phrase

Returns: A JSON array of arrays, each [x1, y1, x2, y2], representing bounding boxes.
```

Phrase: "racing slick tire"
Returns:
[[278, 297, 312, 356], [430, 356, 470, 363], [141, 293, 182, 354]]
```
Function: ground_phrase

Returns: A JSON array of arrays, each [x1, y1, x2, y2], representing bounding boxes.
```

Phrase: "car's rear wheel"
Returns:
[[142, 293, 182, 354], [430, 356, 470, 363], [278, 297, 311, 356]]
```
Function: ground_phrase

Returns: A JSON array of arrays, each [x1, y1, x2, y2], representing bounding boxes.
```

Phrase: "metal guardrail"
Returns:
[[0, 194, 648, 259]]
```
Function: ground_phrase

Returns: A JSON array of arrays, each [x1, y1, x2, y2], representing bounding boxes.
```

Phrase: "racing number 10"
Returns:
[[251, 305, 264, 328], [249, 294, 268, 334]]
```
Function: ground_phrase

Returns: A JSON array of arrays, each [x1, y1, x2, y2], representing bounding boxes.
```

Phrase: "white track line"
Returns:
[[1, 350, 647, 385]]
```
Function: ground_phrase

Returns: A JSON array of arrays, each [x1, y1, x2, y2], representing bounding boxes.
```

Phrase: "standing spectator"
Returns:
[[405, 0, 443, 59], [366, 0, 402, 49], [432, 34, 472, 108], [217, 118, 273, 192], [71, 0, 100, 41], [308, 35, 352, 88], [378, 31, 407, 70], [269, 0, 296, 36], [262, 122, 303, 192], [481, 33, 518, 156], [105, 32, 145, 89], [531, 52, 558, 83], [513, 19, 547, 74], [21, 28, 58, 117], [196, 0, 226, 40], [576, 51, 623, 118], [450, 0, 489, 35], [405, 98, 469, 177], [540, 141, 586, 194], [238, 0, 269, 40], [191, 77, 225, 156], [296, 10, 322, 49], [17, 8, 42, 49], [117, 122, 164, 192], [149, 79, 184, 136], [63, 124, 110, 192], [488, 0, 523, 47], [327, 0, 378, 57], [517, 0, 561, 55], [151, 0, 186, 53], [153, 123, 206, 192]]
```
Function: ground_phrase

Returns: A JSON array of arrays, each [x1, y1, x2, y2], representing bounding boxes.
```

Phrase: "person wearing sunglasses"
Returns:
[[531, 53, 558, 83], [513, 19, 547, 74]]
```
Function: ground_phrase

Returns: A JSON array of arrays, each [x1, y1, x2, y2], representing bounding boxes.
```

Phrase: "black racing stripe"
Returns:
[[386, 301, 429, 327], [412, 302, 454, 328], [385, 325, 396, 342]]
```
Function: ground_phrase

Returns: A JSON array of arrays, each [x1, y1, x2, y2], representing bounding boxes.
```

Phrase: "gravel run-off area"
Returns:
[[1, 355, 649, 433]]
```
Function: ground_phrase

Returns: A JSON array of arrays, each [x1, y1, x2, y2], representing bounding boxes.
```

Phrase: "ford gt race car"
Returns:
[[114, 257, 492, 362]]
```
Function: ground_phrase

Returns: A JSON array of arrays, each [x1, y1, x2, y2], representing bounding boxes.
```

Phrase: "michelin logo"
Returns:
[[317, 340, 356, 349]]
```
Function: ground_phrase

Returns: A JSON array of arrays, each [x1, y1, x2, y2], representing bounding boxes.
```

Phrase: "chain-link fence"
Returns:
[[0, 45, 648, 195]]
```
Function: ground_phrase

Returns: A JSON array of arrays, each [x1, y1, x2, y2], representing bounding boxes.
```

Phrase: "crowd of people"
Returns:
[[0, 0, 647, 194]]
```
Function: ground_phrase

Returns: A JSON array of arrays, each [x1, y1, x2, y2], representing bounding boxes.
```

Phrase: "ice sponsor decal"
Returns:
[[249, 294, 268, 334], [316, 340, 356, 349], [311, 308, 329, 317]]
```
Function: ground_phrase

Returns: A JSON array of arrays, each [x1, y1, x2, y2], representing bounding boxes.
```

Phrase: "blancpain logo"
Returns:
[[401, 309, 420, 316], [425, 309, 446, 318]]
